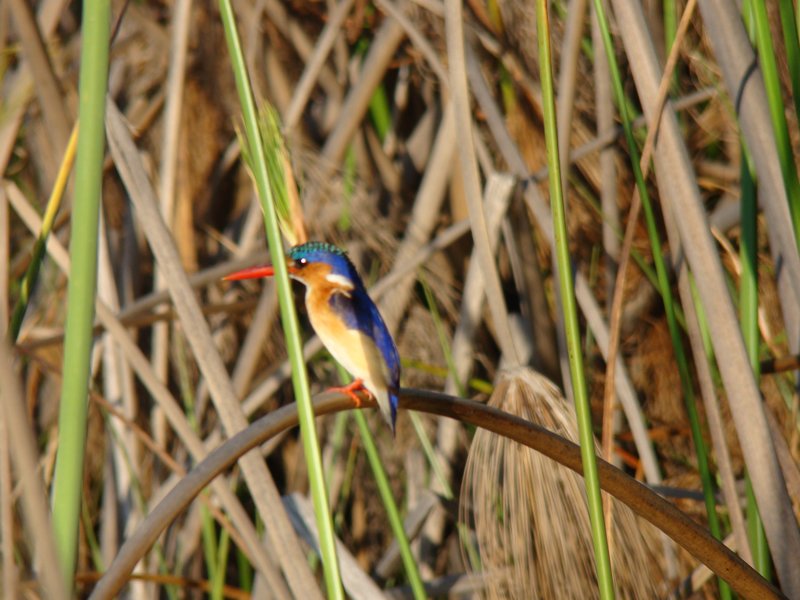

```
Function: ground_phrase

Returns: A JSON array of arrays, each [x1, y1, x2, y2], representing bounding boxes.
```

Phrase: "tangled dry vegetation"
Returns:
[[3, 0, 800, 598]]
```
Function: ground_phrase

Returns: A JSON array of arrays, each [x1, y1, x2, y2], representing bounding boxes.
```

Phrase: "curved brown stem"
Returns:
[[88, 389, 784, 600]]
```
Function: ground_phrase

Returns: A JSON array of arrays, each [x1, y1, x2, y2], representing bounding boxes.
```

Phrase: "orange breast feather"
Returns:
[[306, 286, 390, 391]]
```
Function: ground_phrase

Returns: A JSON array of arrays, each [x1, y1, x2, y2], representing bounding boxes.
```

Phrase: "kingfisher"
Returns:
[[225, 242, 401, 432]]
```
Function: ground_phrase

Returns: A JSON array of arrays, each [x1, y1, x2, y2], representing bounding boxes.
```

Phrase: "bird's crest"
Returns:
[[289, 242, 358, 286], [289, 242, 347, 261]]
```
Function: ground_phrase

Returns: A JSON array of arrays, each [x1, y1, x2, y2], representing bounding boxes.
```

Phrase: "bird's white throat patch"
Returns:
[[325, 273, 354, 289]]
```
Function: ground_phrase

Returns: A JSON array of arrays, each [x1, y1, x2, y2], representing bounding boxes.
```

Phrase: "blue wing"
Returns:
[[329, 286, 400, 391]]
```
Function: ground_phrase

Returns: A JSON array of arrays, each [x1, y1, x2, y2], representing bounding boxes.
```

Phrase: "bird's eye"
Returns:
[[298, 257, 308, 266]]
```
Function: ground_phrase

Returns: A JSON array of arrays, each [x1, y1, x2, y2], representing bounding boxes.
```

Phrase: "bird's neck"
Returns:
[[305, 281, 349, 311]]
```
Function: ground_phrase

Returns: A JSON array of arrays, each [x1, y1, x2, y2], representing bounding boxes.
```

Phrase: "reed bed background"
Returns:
[[2, 0, 800, 598]]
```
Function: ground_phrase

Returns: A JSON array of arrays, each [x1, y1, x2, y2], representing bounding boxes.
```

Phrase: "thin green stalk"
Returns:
[[662, 0, 680, 102], [534, 2, 614, 597], [739, 150, 771, 578], [217, 3, 343, 597], [414, 280, 481, 569], [402, 358, 493, 394], [664, 0, 677, 53], [338, 423, 360, 514], [576, 172, 690, 331], [153, 545, 180, 600], [353, 411, 426, 599], [406, 412, 482, 571], [200, 505, 219, 588], [9, 123, 78, 342], [338, 147, 357, 231], [591, 5, 729, 597], [99, 408, 178, 597], [236, 546, 253, 592], [407, 413, 452, 499], [324, 411, 351, 502], [636, 146, 729, 600], [777, 0, 800, 123], [585, 245, 601, 355], [50, 0, 111, 589], [740, 4, 785, 575], [354, 35, 392, 142], [369, 85, 392, 141], [419, 277, 465, 397], [685, 275, 742, 600], [749, 0, 800, 249], [746, 478, 770, 576], [212, 524, 231, 600], [486, 0, 517, 119], [81, 497, 104, 573], [177, 333, 225, 591], [796, 0, 800, 74]]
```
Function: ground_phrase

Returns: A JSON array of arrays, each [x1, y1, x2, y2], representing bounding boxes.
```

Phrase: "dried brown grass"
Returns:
[[461, 368, 667, 599]]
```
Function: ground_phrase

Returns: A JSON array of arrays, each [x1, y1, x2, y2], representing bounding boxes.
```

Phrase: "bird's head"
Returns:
[[224, 242, 359, 292]]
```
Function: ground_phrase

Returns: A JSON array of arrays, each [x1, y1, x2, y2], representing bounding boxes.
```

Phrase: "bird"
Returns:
[[225, 242, 401, 432]]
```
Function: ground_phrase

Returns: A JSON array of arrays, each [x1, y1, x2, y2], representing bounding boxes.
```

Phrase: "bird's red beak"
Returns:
[[224, 258, 299, 281], [223, 264, 276, 281]]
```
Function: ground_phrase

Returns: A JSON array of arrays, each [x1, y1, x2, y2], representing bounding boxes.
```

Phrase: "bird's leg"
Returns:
[[328, 379, 372, 407]]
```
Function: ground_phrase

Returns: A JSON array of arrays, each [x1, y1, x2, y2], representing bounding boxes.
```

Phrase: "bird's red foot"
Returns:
[[328, 379, 371, 407]]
